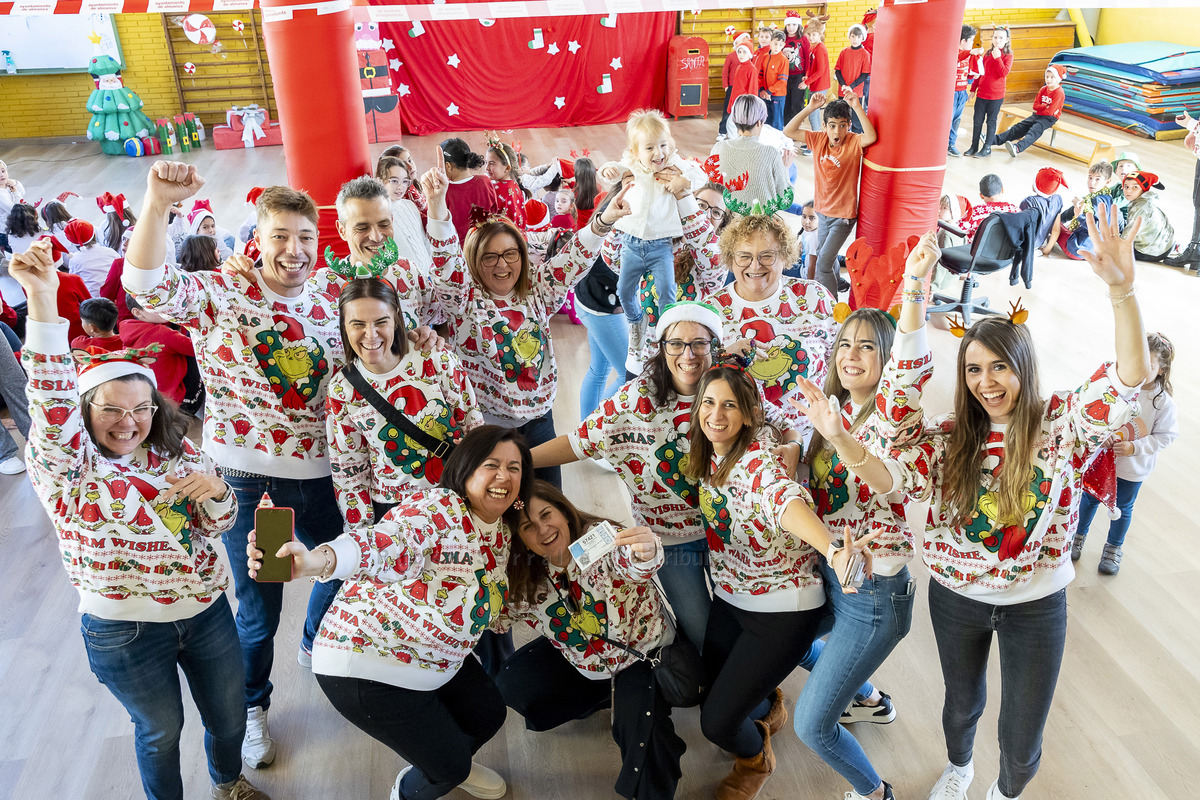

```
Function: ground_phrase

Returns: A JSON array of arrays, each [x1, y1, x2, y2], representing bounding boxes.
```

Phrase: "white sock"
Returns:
[[950, 760, 973, 778]]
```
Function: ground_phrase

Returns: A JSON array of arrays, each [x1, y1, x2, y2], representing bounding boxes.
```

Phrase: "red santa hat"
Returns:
[[1033, 167, 1068, 197], [188, 199, 216, 234], [862, 8, 877, 25], [556, 158, 577, 188], [525, 199, 550, 232], [849, 23, 867, 39], [785, 10, 801, 21], [63, 219, 96, 246], [1048, 64, 1066, 79], [246, 187, 265, 206], [732, 31, 753, 49], [96, 191, 127, 218], [36, 234, 69, 266], [73, 345, 160, 395]]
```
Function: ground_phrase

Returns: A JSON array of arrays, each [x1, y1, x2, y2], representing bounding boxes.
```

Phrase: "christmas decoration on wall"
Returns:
[[232, 19, 247, 48], [183, 14, 217, 46], [85, 55, 155, 156], [355, 21, 402, 143], [183, 61, 196, 86]]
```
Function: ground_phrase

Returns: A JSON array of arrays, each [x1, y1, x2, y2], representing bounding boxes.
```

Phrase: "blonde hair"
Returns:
[[624, 109, 674, 163]]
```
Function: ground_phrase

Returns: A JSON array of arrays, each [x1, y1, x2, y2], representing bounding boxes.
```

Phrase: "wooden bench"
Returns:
[[997, 104, 1131, 165]]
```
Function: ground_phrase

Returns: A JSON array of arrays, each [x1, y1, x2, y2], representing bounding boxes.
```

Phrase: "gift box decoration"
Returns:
[[213, 104, 284, 150], [123, 137, 145, 157], [142, 136, 162, 155]]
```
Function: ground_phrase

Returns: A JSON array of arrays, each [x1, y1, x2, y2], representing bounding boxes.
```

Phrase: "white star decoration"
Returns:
[[547, 42, 560, 55], [554, 96, 566, 109], [568, 40, 580, 54], [383, 38, 395, 51], [447, 103, 459, 116], [398, 84, 411, 97], [610, 57, 623, 70], [447, 53, 461, 68], [389, 58, 401, 71]]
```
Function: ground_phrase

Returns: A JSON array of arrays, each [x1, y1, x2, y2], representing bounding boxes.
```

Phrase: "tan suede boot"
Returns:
[[716, 719, 775, 800], [760, 687, 787, 736]]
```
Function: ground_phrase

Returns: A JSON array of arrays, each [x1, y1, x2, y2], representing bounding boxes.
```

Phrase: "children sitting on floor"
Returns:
[[1019, 167, 1067, 256], [961, 173, 1020, 241], [1057, 160, 1117, 259], [62, 219, 120, 297], [1122, 171, 1176, 261], [994, 65, 1065, 157], [71, 297, 123, 351]]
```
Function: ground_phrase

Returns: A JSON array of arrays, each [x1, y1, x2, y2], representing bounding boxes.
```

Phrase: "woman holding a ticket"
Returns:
[[499, 481, 685, 800], [684, 361, 874, 800]]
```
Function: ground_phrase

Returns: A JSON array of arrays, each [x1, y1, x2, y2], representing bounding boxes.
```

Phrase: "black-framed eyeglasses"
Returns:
[[697, 200, 727, 219], [662, 338, 716, 356], [480, 248, 522, 268], [733, 250, 779, 267]]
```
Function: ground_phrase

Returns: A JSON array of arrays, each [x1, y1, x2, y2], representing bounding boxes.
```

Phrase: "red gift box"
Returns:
[[141, 136, 162, 155], [213, 105, 284, 150]]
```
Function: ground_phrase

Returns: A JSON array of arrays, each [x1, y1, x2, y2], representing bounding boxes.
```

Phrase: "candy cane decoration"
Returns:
[[183, 61, 196, 87], [232, 19, 247, 49]]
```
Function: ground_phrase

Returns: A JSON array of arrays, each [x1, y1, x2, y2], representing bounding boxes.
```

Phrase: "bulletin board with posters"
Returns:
[[0, 13, 123, 74]]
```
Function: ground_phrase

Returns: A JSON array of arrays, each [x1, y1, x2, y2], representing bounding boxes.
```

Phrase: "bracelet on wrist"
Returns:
[[840, 446, 869, 470], [904, 273, 925, 283], [1109, 286, 1135, 306]]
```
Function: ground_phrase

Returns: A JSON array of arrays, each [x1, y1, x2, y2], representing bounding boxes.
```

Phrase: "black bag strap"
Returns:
[[342, 362, 454, 460], [552, 572, 650, 662]]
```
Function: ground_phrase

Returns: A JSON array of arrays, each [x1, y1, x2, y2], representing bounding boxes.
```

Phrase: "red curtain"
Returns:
[[373, 5, 675, 135]]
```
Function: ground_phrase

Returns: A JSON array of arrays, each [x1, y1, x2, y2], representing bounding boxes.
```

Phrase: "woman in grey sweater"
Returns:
[[708, 95, 794, 216]]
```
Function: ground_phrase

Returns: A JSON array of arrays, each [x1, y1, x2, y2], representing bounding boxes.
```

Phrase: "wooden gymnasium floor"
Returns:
[[1, 106, 1198, 800]]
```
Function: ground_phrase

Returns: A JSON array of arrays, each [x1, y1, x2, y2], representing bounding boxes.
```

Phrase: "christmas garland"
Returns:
[[324, 237, 400, 280], [721, 185, 795, 217]]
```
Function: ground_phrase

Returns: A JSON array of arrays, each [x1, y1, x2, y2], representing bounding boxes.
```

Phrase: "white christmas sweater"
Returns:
[[873, 330, 1139, 604], [123, 263, 343, 478], [701, 440, 823, 612], [601, 153, 708, 241], [326, 349, 484, 528], [24, 319, 238, 622], [427, 216, 602, 421], [712, 277, 838, 440], [1113, 388, 1178, 482], [313, 489, 510, 691], [509, 532, 667, 679]]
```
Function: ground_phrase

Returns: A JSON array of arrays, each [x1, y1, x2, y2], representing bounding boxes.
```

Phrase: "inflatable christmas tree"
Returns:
[[85, 55, 154, 155]]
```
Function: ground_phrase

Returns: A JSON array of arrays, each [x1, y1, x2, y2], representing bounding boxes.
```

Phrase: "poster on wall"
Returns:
[[0, 13, 122, 74]]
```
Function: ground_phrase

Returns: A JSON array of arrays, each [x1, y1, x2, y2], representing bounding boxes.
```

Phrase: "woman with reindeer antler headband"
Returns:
[[8, 238, 271, 800], [793, 207, 1150, 800]]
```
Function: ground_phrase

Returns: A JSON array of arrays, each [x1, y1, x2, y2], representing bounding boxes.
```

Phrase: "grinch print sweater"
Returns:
[[701, 440, 824, 612], [712, 277, 837, 441], [874, 331, 1139, 604], [326, 349, 483, 527], [24, 320, 238, 622], [510, 532, 667, 679], [124, 263, 343, 479], [427, 216, 602, 421], [314, 489, 510, 691]]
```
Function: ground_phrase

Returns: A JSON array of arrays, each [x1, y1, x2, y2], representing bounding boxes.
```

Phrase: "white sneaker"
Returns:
[[390, 766, 413, 800], [928, 761, 973, 800], [0, 456, 25, 475], [628, 317, 645, 353], [297, 644, 312, 669], [460, 762, 507, 799], [211, 774, 272, 799], [242, 706, 276, 769], [986, 780, 1019, 800]]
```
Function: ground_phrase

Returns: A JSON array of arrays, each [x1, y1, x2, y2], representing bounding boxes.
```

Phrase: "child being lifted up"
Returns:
[[600, 109, 706, 351]]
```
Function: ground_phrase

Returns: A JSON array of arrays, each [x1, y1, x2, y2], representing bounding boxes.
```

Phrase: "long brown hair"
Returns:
[[507, 480, 622, 606], [806, 309, 896, 466], [942, 318, 1042, 528], [337, 277, 409, 365], [179, 234, 220, 273], [1146, 332, 1174, 408], [573, 158, 599, 211], [82, 375, 190, 461], [463, 217, 532, 300], [642, 319, 719, 408], [683, 366, 765, 487]]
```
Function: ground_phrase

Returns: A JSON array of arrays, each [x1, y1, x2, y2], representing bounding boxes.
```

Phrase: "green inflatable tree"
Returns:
[[85, 55, 154, 155]]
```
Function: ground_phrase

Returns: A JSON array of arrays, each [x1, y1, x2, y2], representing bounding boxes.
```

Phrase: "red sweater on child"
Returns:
[[1031, 85, 1065, 118], [119, 318, 196, 405], [71, 334, 123, 352], [445, 175, 500, 245], [955, 49, 971, 91], [974, 51, 1014, 100], [100, 257, 134, 324], [722, 50, 740, 88], [729, 59, 760, 103], [835, 45, 871, 96], [805, 42, 830, 93], [864, 32, 875, 56], [785, 34, 808, 77], [57, 273, 91, 344]]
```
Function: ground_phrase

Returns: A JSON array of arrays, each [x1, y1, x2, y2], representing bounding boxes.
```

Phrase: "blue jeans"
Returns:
[[576, 302, 629, 419], [815, 213, 855, 297], [82, 594, 246, 800], [794, 566, 916, 795], [928, 579, 1067, 799], [1076, 476, 1143, 547], [0, 330, 30, 462], [656, 538, 712, 651], [769, 95, 785, 129], [222, 471, 344, 710], [618, 234, 674, 323], [949, 89, 968, 149], [808, 105, 823, 136]]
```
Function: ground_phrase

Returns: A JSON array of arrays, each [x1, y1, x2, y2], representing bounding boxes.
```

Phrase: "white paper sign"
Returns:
[[80, 0, 125, 13], [146, 0, 190, 11], [261, 6, 292, 22], [569, 521, 619, 571], [428, 3, 470, 19], [11, 0, 58, 12], [489, 1, 530, 17], [213, 0, 255, 10]]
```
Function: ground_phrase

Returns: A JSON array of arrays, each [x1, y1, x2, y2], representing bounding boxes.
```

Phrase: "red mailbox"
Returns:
[[666, 35, 710, 120]]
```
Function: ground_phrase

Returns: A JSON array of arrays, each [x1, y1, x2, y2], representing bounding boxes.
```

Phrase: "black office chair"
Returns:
[[929, 214, 1018, 326]]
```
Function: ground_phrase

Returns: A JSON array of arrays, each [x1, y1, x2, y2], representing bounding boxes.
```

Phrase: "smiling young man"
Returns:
[[123, 161, 346, 772]]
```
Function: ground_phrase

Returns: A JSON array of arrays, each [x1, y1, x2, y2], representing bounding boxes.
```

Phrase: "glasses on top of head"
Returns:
[[89, 402, 158, 424], [732, 250, 779, 268], [480, 248, 523, 268], [662, 338, 716, 356]]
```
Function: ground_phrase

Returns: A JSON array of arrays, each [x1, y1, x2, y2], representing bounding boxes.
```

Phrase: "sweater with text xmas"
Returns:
[[313, 489, 511, 691], [702, 440, 823, 613], [326, 348, 483, 528], [427, 216, 602, 422], [124, 262, 344, 479], [24, 319, 238, 623]]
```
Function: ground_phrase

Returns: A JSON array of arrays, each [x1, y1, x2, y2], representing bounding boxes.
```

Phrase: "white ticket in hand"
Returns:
[[569, 520, 618, 570]]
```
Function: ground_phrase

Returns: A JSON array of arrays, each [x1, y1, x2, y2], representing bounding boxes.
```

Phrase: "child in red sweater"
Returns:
[[719, 31, 756, 137], [804, 21, 831, 135], [966, 27, 1013, 158], [440, 137, 500, 244], [759, 31, 789, 130], [948, 24, 977, 157], [72, 298, 123, 351], [783, 12, 810, 123], [729, 42, 760, 107], [835, 24, 872, 132], [122, 293, 203, 414], [994, 65, 1066, 157]]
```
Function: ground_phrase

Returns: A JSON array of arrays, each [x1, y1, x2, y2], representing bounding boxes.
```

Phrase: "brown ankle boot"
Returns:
[[760, 687, 787, 735], [716, 720, 775, 800]]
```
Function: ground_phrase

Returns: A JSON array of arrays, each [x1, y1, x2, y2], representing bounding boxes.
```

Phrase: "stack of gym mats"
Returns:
[[1050, 41, 1200, 140]]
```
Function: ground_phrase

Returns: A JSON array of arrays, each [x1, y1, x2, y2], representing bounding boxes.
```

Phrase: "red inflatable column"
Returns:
[[857, 0, 968, 260], [260, 0, 371, 264]]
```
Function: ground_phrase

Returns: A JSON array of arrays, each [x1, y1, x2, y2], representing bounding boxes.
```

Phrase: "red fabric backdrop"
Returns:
[[372, 5, 675, 135]]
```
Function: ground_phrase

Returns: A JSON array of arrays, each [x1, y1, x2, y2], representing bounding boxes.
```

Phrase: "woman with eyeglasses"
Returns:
[[532, 301, 725, 650], [421, 147, 632, 489], [377, 156, 433, 274], [713, 213, 838, 475], [497, 480, 686, 800], [10, 240, 270, 800]]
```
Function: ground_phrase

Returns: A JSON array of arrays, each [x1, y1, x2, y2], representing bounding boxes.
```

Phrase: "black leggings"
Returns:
[[496, 637, 686, 800], [1190, 160, 1200, 245], [316, 658, 506, 800], [700, 596, 822, 757], [970, 97, 1004, 153]]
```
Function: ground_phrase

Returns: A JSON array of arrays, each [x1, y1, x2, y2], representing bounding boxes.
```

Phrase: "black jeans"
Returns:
[[316, 659, 506, 800], [700, 596, 822, 757], [927, 579, 1067, 799], [1189, 160, 1200, 245], [497, 637, 685, 800], [784, 73, 807, 125], [970, 97, 1004, 153], [514, 408, 561, 488], [993, 114, 1056, 153]]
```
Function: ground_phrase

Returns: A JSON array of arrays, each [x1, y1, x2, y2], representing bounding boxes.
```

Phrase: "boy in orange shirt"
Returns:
[[759, 30, 789, 130]]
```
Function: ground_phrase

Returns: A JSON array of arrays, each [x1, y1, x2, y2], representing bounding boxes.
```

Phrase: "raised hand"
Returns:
[[1081, 202, 1139, 289], [7, 239, 60, 299], [146, 161, 205, 208], [421, 146, 450, 220], [614, 525, 659, 562], [904, 231, 941, 281], [599, 182, 634, 226], [788, 375, 848, 445], [842, 85, 863, 109]]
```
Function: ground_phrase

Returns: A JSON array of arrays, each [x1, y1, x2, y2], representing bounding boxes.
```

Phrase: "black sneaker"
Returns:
[[948, 146, 962, 157], [840, 692, 896, 724], [1070, 534, 1084, 562], [847, 780, 895, 800], [977, 147, 992, 158], [964, 147, 978, 157]]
